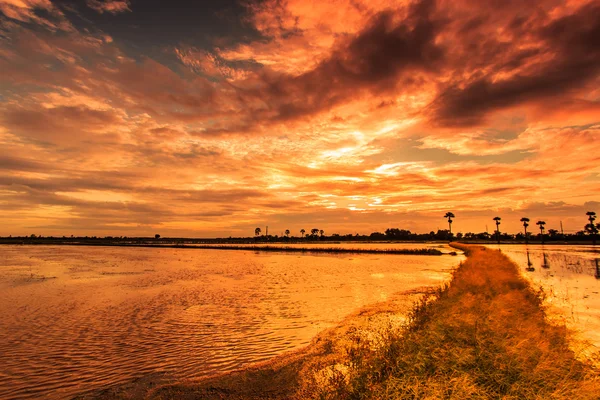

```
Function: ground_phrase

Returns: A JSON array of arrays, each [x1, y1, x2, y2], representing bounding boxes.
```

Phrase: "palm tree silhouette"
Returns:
[[319, 229, 324, 238], [536, 221, 546, 244], [520, 218, 530, 244], [444, 212, 455, 236], [493, 217, 501, 244], [285, 229, 290, 237], [255, 227, 261, 237], [300, 229, 305, 238], [586, 211, 597, 245], [587, 211, 597, 225]]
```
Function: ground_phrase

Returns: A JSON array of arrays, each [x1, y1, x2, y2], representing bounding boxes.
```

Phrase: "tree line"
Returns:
[[252, 211, 599, 244]]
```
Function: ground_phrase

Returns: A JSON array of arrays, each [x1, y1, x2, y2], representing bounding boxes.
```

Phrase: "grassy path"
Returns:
[[317, 243, 600, 399], [92, 244, 600, 399]]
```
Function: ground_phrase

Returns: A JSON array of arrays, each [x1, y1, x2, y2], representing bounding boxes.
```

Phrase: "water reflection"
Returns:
[[542, 252, 550, 269], [0, 245, 462, 400], [496, 244, 600, 349], [525, 248, 535, 271]]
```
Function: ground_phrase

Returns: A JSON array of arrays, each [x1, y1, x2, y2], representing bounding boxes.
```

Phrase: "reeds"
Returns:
[[186, 245, 444, 256]]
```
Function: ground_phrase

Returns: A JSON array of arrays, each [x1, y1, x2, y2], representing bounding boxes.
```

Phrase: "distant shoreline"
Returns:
[[0, 241, 449, 255], [0, 238, 596, 246]]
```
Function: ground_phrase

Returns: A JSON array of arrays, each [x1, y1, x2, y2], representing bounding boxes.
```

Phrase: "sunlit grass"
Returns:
[[189, 245, 444, 255], [305, 244, 600, 399]]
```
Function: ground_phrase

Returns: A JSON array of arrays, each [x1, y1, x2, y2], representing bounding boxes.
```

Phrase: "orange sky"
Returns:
[[0, 0, 599, 237]]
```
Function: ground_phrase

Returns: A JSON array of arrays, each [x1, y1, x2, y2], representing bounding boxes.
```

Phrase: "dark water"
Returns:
[[0, 245, 461, 399], [494, 244, 600, 348]]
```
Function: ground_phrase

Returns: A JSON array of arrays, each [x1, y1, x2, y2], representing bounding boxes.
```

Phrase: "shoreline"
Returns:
[[84, 243, 600, 399], [0, 242, 448, 255], [1, 240, 597, 246]]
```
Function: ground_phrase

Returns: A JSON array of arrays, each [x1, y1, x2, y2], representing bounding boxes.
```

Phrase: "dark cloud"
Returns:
[[227, 0, 445, 125], [51, 0, 261, 52], [0, 105, 123, 145], [85, 0, 131, 15], [431, 2, 600, 126], [0, 155, 54, 173]]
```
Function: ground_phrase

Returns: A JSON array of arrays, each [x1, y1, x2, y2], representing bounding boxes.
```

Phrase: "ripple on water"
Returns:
[[0, 245, 461, 399]]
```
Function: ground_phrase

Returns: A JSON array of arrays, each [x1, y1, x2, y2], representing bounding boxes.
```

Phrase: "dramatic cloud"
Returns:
[[431, 3, 600, 126], [86, 0, 130, 14], [0, 0, 599, 237]]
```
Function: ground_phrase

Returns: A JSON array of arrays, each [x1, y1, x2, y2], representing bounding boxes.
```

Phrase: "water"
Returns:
[[0, 244, 461, 399], [494, 244, 600, 348], [203, 242, 456, 252]]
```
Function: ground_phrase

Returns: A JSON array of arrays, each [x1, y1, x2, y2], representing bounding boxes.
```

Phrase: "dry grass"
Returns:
[[306, 244, 600, 399], [188, 245, 444, 255], [93, 244, 600, 399]]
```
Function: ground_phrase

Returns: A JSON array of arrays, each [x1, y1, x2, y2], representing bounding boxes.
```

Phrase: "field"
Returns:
[[133, 244, 600, 400]]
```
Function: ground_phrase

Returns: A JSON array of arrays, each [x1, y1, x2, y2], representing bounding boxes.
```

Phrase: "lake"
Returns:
[[0, 244, 460, 399], [493, 244, 600, 348]]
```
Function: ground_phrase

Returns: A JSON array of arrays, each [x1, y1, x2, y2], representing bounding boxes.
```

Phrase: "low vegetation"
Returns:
[[188, 245, 444, 256], [301, 244, 600, 399], [93, 244, 600, 399]]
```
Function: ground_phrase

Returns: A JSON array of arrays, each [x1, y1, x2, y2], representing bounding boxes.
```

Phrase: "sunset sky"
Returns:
[[0, 0, 599, 238]]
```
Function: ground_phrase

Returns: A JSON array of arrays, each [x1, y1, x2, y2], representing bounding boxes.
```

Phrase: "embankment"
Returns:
[[91, 244, 600, 399]]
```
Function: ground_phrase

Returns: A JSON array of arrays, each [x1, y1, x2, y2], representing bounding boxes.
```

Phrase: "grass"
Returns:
[[187, 245, 444, 256], [303, 244, 600, 399], [91, 244, 600, 399]]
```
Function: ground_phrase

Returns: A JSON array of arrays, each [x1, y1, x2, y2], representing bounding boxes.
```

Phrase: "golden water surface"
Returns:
[[497, 245, 600, 348], [0, 244, 460, 399]]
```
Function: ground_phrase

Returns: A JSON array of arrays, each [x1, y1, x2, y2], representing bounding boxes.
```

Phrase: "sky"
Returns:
[[0, 0, 599, 238]]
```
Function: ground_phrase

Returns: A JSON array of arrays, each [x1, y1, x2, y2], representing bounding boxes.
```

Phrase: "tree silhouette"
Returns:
[[285, 229, 290, 237], [444, 212, 455, 236], [584, 222, 598, 243], [319, 229, 324, 237], [586, 211, 597, 245], [493, 217, 501, 244], [155, 234, 160, 239], [300, 229, 305, 238], [536, 220, 546, 244], [520, 218, 530, 244], [310, 228, 319, 237], [255, 227, 261, 237]]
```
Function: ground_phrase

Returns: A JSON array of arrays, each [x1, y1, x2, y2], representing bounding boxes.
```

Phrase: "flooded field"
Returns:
[[0, 244, 461, 399], [200, 242, 455, 251], [495, 244, 600, 348]]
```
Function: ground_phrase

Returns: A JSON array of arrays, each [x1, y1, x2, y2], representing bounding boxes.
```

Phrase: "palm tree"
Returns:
[[536, 220, 546, 244], [319, 229, 324, 238], [285, 229, 290, 237], [444, 212, 455, 235], [520, 218, 530, 243], [587, 211, 597, 245], [255, 227, 261, 237], [493, 217, 501, 244], [300, 229, 305, 238]]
